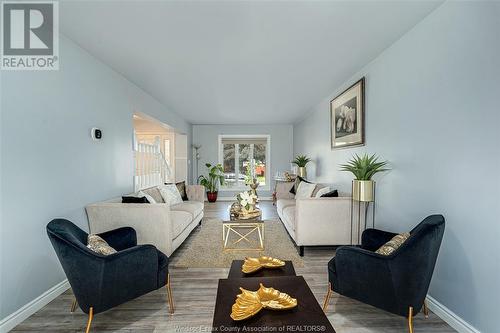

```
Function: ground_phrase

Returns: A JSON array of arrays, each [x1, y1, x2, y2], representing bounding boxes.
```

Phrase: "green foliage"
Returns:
[[292, 155, 312, 167], [197, 163, 225, 193], [340, 154, 389, 180]]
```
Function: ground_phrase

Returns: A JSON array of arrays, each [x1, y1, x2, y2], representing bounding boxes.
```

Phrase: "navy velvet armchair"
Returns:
[[47, 219, 174, 333], [323, 215, 445, 333]]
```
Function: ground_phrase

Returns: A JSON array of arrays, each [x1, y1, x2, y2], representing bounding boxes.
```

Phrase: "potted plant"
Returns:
[[292, 155, 312, 178], [340, 154, 389, 202], [198, 163, 225, 202]]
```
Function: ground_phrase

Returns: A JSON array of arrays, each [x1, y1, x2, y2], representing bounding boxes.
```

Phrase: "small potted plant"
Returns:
[[340, 154, 389, 202], [292, 155, 312, 178], [198, 163, 225, 202]]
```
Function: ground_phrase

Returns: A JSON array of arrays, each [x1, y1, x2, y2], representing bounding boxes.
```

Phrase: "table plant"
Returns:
[[340, 153, 389, 201], [292, 155, 312, 178]]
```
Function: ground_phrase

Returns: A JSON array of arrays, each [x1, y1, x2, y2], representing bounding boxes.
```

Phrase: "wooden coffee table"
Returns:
[[212, 276, 336, 333], [227, 260, 296, 278]]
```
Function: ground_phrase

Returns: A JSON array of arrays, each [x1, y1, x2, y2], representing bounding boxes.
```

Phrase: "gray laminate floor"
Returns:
[[12, 201, 456, 333]]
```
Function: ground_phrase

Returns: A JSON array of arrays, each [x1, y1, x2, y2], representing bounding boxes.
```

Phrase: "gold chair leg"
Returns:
[[70, 298, 77, 312], [85, 307, 93, 333], [423, 299, 429, 318], [408, 306, 414, 333], [322, 282, 332, 312], [166, 274, 175, 314]]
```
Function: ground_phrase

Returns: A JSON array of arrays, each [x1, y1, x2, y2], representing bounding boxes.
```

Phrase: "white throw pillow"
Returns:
[[158, 184, 183, 206], [315, 186, 331, 198], [295, 181, 316, 199], [137, 190, 156, 204]]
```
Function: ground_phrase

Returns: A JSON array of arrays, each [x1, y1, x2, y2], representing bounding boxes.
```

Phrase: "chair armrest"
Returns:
[[186, 185, 205, 202], [334, 246, 395, 299], [94, 245, 160, 313], [98, 227, 137, 251], [362, 229, 398, 251]]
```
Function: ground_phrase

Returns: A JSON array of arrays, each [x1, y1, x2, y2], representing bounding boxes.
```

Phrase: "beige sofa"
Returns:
[[86, 185, 204, 256], [275, 181, 359, 256]]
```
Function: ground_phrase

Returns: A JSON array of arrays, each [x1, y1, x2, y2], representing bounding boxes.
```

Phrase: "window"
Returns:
[[219, 135, 270, 190]]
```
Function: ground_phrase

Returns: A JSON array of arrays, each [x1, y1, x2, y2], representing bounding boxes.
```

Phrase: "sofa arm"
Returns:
[[86, 202, 174, 256], [187, 185, 205, 202], [275, 181, 295, 200], [295, 197, 352, 246], [334, 246, 393, 295]]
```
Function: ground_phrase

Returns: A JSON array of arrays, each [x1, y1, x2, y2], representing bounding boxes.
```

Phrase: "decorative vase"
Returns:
[[352, 180, 375, 202], [249, 179, 259, 198], [207, 191, 218, 203], [298, 167, 307, 178]]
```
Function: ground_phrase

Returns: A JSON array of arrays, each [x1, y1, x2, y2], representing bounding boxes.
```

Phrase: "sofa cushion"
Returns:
[[142, 187, 164, 203], [122, 196, 149, 203], [158, 184, 183, 206], [171, 201, 203, 219], [295, 181, 316, 199], [375, 232, 411, 256], [87, 234, 117, 255], [282, 206, 296, 231], [289, 176, 311, 195], [321, 190, 339, 198], [175, 181, 189, 201], [276, 199, 295, 216], [171, 211, 193, 239]]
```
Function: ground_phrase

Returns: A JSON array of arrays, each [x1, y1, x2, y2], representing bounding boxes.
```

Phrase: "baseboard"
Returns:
[[0, 279, 70, 333], [426, 295, 480, 333]]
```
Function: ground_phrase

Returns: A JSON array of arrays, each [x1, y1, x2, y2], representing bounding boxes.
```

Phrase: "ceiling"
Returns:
[[60, 1, 442, 125]]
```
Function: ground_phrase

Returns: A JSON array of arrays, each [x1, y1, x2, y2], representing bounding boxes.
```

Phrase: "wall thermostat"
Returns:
[[91, 128, 102, 140]]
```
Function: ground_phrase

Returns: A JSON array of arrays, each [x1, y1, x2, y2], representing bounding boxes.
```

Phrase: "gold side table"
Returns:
[[222, 219, 264, 251]]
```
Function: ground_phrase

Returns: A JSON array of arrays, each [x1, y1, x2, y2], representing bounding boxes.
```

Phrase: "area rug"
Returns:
[[173, 218, 304, 268]]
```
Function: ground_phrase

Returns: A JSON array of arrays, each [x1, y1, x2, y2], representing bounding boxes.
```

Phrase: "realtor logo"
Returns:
[[1, 1, 59, 70]]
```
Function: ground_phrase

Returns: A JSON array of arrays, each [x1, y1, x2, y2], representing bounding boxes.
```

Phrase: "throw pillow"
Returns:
[[158, 184, 183, 206], [138, 190, 156, 204], [295, 181, 317, 199], [375, 232, 411, 256], [320, 190, 339, 198], [289, 176, 312, 195], [142, 187, 164, 203], [87, 235, 117, 255], [315, 187, 331, 198], [122, 196, 149, 203], [176, 181, 189, 201]]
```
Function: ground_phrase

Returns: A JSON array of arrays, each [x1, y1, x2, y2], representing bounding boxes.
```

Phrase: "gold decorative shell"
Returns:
[[242, 256, 286, 274], [230, 283, 297, 321]]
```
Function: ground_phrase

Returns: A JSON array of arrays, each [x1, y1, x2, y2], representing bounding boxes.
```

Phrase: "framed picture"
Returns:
[[330, 77, 365, 149]]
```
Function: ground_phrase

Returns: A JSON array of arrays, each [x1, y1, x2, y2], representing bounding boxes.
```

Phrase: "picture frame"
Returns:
[[330, 77, 365, 149]]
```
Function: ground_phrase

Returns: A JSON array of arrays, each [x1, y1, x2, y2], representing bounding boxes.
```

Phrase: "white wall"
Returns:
[[0, 35, 191, 324], [293, 2, 500, 332], [192, 124, 293, 198]]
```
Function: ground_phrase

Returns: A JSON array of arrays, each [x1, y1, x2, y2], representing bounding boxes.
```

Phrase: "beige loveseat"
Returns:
[[86, 185, 204, 256], [275, 181, 358, 256]]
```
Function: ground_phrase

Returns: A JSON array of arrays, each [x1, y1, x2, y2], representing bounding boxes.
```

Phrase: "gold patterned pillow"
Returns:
[[87, 235, 117, 255], [375, 232, 411, 256]]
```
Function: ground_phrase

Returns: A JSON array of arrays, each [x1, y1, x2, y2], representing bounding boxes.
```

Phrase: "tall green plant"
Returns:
[[198, 163, 225, 192], [340, 154, 389, 180], [292, 155, 312, 167]]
